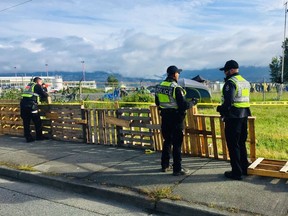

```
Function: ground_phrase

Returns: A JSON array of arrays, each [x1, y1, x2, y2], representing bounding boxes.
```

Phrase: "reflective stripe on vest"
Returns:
[[155, 81, 186, 109], [22, 83, 40, 102], [222, 75, 250, 108]]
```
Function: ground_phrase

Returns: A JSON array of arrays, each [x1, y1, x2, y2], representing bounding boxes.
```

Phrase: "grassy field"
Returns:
[[198, 91, 288, 160]]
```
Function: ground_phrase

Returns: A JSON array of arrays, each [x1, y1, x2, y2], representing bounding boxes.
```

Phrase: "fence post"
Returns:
[[219, 120, 228, 160], [116, 108, 124, 146], [149, 105, 162, 151], [185, 106, 200, 156], [81, 105, 87, 143], [248, 117, 256, 162]]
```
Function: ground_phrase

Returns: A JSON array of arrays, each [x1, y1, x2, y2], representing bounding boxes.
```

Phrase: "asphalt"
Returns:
[[0, 135, 287, 216]]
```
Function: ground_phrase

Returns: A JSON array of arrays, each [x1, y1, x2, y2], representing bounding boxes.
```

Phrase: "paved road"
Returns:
[[0, 135, 287, 216], [0, 176, 165, 216]]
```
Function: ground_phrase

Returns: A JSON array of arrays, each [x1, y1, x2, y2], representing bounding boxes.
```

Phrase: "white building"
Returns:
[[0, 76, 63, 91], [0, 76, 97, 92]]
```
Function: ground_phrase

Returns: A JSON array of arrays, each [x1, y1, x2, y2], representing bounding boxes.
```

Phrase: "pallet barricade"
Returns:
[[85, 107, 154, 148], [0, 103, 85, 142], [42, 104, 86, 142], [149, 105, 257, 161], [117, 107, 153, 148], [85, 108, 117, 145], [0, 103, 256, 160], [2, 102, 287, 178], [0, 104, 24, 136]]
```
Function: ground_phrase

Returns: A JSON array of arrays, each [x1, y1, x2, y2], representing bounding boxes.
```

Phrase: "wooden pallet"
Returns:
[[248, 158, 288, 179]]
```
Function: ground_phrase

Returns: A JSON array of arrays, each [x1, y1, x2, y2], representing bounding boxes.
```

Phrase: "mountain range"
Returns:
[[0, 66, 271, 83]]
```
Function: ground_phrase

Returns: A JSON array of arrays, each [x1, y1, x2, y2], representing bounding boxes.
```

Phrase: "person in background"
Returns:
[[217, 60, 251, 180], [42, 83, 48, 92], [41, 83, 49, 103], [120, 85, 128, 97], [155, 65, 198, 176], [20, 77, 49, 142]]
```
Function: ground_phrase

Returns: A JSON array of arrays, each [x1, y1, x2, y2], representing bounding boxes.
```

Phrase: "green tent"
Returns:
[[178, 78, 212, 103]]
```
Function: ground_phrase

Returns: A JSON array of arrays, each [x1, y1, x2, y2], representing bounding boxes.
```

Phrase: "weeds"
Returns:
[[0, 162, 37, 172], [140, 186, 181, 201]]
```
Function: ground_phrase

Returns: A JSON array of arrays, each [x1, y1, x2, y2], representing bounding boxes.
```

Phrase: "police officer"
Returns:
[[217, 60, 251, 180], [155, 65, 197, 176], [20, 77, 49, 142]]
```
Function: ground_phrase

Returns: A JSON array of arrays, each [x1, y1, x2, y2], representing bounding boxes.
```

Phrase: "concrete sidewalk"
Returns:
[[0, 135, 287, 216]]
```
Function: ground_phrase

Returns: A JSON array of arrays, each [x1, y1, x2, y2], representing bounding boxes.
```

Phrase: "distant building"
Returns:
[[0, 76, 63, 91], [0, 76, 97, 92]]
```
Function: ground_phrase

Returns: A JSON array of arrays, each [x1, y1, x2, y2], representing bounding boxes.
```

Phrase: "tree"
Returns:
[[106, 75, 119, 87], [269, 56, 281, 83], [270, 38, 288, 83]]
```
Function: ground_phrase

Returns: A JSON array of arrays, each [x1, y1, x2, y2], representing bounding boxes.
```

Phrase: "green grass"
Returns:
[[211, 91, 288, 103], [250, 106, 288, 159], [198, 90, 288, 160]]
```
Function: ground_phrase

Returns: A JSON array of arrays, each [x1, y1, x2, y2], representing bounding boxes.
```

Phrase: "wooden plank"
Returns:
[[120, 116, 151, 121], [98, 110, 106, 144], [248, 169, 288, 179], [261, 159, 287, 165], [248, 157, 264, 169], [186, 108, 197, 156], [75, 119, 87, 125], [219, 120, 228, 160], [200, 116, 209, 157], [185, 128, 212, 136], [120, 137, 153, 145], [51, 122, 83, 129], [118, 108, 150, 114], [210, 116, 218, 159], [105, 110, 111, 145], [146, 124, 161, 130], [257, 164, 283, 171], [129, 121, 146, 128], [280, 161, 288, 173], [120, 129, 152, 136], [149, 106, 162, 151], [52, 131, 83, 138], [94, 109, 99, 144], [52, 119, 83, 124], [45, 112, 59, 120], [248, 117, 256, 161], [0, 120, 22, 125], [105, 115, 130, 128], [86, 109, 93, 143]]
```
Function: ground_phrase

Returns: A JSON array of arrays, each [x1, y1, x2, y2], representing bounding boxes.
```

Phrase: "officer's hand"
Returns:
[[191, 98, 198, 106], [216, 105, 221, 113]]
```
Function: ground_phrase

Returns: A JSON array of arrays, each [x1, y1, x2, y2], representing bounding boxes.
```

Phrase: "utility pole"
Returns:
[[45, 63, 49, 77], [81, 60, 85, 81], [280, 2, 288, 98], [14, 66, 17, 77]]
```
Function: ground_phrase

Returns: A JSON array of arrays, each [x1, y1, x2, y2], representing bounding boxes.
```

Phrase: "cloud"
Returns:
[[20, 39, 44, 52], [0, 0, 285, 78]]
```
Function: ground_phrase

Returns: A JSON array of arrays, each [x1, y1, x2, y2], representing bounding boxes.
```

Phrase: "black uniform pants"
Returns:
[[224, 117, 249, 176], [161, 111, 185, 173], [20, 107, 43, 140]]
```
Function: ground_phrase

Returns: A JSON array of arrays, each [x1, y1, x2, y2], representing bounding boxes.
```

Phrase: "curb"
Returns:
[[157, 199, 228, 216], [0, 166, 229, 216]]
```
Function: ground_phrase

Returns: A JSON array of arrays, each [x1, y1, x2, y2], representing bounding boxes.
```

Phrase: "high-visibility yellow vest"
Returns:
[[222, 75, 250, 108], [21, 82, 40, 103], [155, 81, 186, 109]]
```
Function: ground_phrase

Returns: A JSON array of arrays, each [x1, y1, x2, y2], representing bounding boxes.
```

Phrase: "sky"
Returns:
[[0, 0, 286, 78]]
